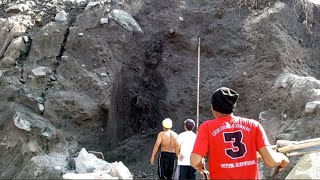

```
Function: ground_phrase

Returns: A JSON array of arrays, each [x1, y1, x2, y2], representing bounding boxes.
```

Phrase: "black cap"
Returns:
[[184, 119, 195, 131], [211, 87, 239, 114]]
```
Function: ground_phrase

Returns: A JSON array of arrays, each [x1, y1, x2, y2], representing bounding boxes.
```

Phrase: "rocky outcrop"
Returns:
[[286, 153, 320, 179], [0, 0, 320, 179]]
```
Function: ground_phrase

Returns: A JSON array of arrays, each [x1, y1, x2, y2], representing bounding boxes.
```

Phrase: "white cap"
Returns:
[[162, 118, 172, 129]]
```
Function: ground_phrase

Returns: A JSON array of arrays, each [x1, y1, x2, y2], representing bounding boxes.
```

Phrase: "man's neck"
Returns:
[[214, 112, 233, 118]]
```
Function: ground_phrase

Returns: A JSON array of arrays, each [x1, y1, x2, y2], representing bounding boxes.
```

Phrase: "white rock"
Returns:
[[85, 2, 101, 10], [107, 9, 143, 33], [305, 101, 320, 114], [75, 148, 111, 174], [286, 152, 320, 179], [100, 18, 109, 24], [5, 4, 29, 13], [109, 161, 133, 179], [31, 66, 52, 77], [23, 36, 29, 43], [61, 56, 68, 60], [13, 113, 31, 132], [78, 33, 84, 36], [63, 171, 118, 179], [55, 10, 67, 22], [39, 103, 45, 112], [178, 17, 184, 21], [4, 36, 26, 60]]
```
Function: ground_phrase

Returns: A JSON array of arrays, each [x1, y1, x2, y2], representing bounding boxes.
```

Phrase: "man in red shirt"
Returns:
[[190, 87, 289, 179]]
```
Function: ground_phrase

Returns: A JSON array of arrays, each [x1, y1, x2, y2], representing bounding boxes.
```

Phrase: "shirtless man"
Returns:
[[150, 118, 178, 179]]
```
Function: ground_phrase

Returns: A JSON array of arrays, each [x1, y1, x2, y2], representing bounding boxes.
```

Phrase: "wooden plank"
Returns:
[[277, 140, 320, 153]]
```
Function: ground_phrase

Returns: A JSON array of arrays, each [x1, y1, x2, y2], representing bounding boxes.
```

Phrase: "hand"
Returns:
[[197, 165, 209, 178], [201, 168, 210, 177], [150, 157, 155, 165], [178, 154, 184, 161], [195, 158, 208, 173], [279, 155, 289, 171]]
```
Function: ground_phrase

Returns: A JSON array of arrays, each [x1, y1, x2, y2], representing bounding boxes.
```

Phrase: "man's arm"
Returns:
[[150, 133, 162, 165], [258, 145, 289, 168], [175, 135, 184, 160], [175, 139, 180, 157], [190, 153, 204, 170]]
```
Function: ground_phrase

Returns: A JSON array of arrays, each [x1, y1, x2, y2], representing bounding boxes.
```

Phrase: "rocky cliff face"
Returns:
[[0, 0, 320, 179]]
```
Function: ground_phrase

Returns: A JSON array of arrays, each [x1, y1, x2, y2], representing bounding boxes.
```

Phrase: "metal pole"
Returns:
[[196, 37, 201, 132]]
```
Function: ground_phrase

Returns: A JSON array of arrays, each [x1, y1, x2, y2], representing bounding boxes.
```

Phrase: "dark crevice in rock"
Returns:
[[0, 37, 11, 59], [115, 38, 167, 141], [18, 37, 32, 84], [56, 27, 71, 63]]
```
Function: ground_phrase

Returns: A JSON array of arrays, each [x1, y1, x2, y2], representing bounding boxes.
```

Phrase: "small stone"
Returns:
[[85, 2, 101, 10], [282, 114, 287, 118], [22, 36, 29, 43], [305, 101, 320, 114], [61, 56, 68, 60], [99, 18, 108, 24], [36, 97, 44, 103], [78, 33, 84, 36], [31, 66, 51, 77], [243, 72, 247, 76], [0, 56, 16, 68], [38, 104, 45, 112], [55, 10, 67, 22], [49, 75, 57, 81], [100, 73, 107, 76], [178, 17, 184, 21]]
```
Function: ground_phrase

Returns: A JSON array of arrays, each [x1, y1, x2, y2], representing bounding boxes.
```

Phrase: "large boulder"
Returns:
[[75, 148, 111, 174], [286, 152, 320, 179], [14, 153, 68, 179], [0, 15, 31, 57]]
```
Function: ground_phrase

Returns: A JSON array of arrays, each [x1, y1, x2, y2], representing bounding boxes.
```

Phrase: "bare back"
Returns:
[[159, 130, 178, 153]]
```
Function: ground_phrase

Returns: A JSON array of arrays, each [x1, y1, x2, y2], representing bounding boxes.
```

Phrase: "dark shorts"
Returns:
[[179, 165, 196, 180], [158, 152, 176, 179]]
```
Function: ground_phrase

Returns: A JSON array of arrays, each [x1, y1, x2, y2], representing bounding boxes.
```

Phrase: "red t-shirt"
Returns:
[[192, 115, 270, 179]]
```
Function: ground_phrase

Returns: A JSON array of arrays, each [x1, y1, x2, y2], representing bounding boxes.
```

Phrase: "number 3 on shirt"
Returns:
[[223, 130, 247, 159]]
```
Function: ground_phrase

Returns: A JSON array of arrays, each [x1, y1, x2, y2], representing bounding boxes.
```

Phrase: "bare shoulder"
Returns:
[[158, 131, 164, 136], [171, 130, 179, 138]]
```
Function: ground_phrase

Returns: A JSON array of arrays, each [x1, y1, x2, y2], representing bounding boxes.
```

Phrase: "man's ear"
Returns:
[[210, 105, 215, 117]]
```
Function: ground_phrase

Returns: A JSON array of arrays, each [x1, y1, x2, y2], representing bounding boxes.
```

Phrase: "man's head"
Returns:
[[184, 119, 195, 131], [211, 87, 239, 114], [162, 118, 172, 129]]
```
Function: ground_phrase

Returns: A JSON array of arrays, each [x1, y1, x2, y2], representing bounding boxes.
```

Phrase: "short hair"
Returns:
[[184, 119, 195, 131]]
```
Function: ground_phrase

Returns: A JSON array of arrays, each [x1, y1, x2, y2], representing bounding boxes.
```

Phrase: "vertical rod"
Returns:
[[196, 37, 201, 132]]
